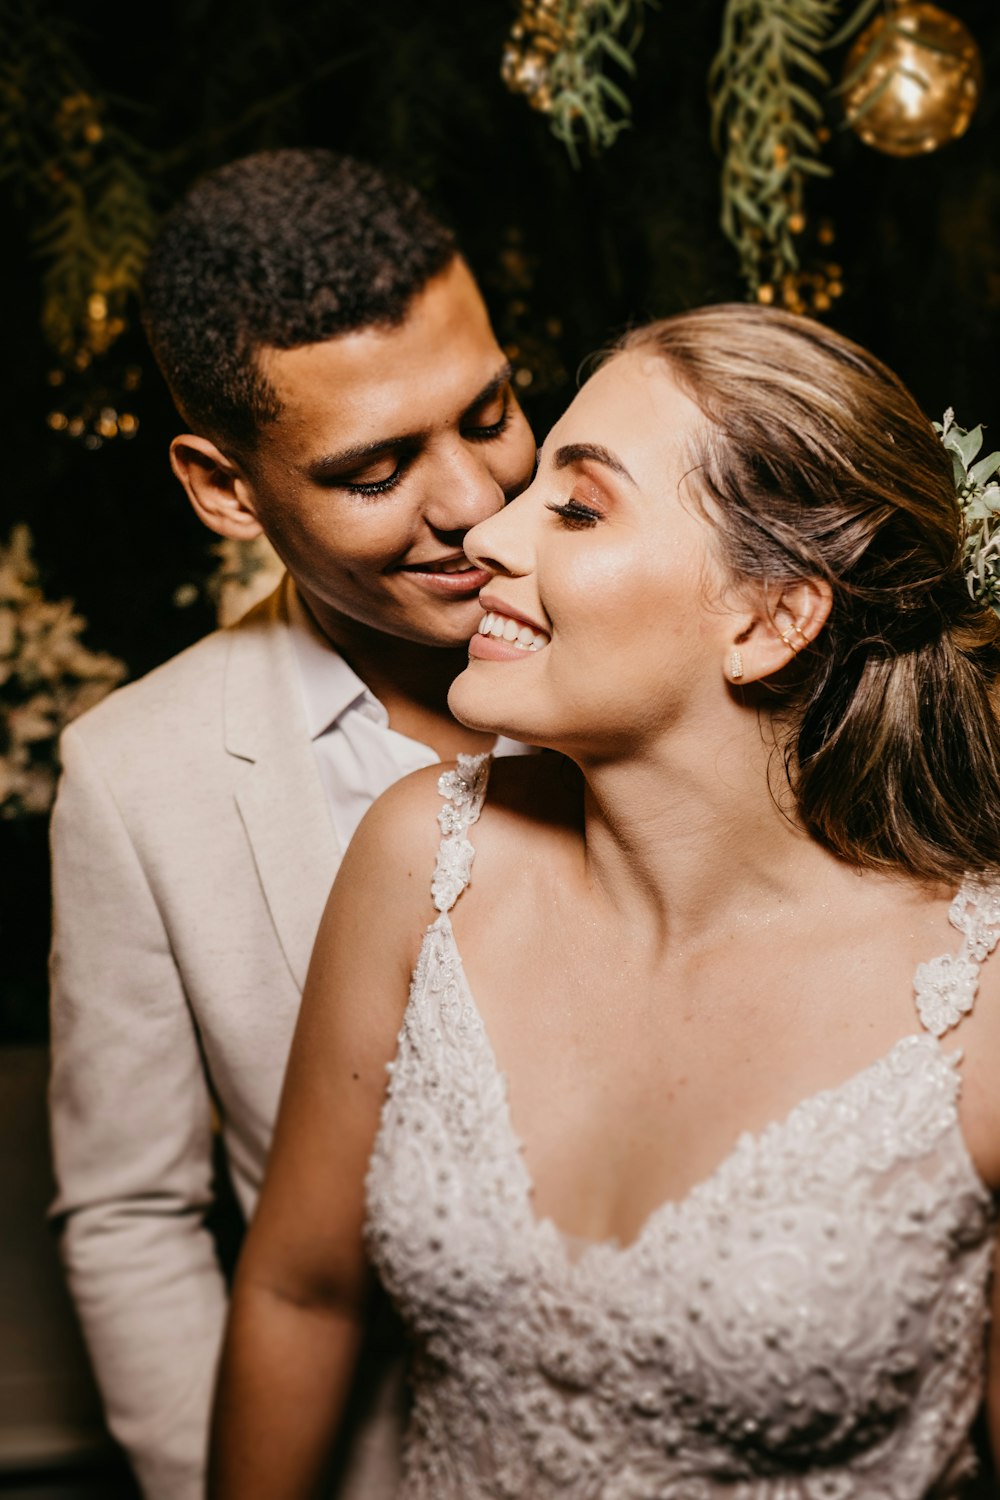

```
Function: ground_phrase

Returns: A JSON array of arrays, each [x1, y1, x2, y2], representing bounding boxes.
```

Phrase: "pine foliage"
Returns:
[[709, 0, 840, 292]]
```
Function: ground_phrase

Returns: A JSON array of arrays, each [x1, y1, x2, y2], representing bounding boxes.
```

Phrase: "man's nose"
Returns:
[[422, 444, 507, 538]]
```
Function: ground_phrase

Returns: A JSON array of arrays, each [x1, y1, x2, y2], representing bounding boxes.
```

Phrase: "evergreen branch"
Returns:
[[0, 0, 159, 364], [502, 0, 655, 164], [710, 0, 844, 293]]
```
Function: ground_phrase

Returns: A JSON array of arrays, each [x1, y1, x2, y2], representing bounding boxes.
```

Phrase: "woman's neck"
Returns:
[[573, 715, 858, 950]]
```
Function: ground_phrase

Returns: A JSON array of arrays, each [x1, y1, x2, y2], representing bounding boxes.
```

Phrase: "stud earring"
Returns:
[[730, 649, 744, 681]]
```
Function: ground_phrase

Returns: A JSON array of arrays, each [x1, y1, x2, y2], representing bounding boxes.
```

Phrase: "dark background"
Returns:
[[3, 0, 999, 1042]]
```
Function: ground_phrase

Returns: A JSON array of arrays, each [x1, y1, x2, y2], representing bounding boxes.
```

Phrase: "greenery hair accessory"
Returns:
[[934, 409, 1000, 619]]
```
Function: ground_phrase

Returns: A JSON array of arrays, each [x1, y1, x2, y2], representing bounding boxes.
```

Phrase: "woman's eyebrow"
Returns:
[[552, 443, 637, 486]]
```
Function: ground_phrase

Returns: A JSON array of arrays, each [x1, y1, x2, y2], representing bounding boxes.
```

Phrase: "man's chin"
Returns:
[[409, 603, 484, 652], [301, 586, 481, 654]]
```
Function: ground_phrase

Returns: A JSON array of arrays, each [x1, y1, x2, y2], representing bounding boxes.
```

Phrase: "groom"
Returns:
[[47, 149, 536, 1499]]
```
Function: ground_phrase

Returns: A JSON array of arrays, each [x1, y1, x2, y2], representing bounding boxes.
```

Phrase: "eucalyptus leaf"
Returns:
[[955, 426, 985, 465], [970, 453, 1000, 487]]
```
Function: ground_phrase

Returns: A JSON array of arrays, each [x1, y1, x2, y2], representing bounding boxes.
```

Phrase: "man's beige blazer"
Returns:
[[48, 580, 401, 1499]]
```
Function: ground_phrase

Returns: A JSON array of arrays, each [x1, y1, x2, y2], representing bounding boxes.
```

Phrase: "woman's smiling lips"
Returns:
[[469, 594, 550, 661], [397, 553, 493, 597]]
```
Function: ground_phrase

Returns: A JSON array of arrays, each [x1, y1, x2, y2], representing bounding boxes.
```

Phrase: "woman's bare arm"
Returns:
[[987, 1235, 1000, 1478], [208, 767, 442, 1498]]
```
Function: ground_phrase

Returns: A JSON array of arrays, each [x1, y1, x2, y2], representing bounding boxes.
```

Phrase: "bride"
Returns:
[[209, 303, 1000, 1497]]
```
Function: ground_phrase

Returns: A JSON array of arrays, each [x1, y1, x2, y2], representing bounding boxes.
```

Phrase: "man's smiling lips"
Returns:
[[397, 552, 492, 597]]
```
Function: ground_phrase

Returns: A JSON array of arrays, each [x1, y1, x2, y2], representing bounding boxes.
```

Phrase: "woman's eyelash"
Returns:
[[546, 499, 602, 527]]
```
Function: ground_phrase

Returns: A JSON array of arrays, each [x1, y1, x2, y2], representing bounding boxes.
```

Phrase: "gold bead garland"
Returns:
[[501, 0, 569, 115]]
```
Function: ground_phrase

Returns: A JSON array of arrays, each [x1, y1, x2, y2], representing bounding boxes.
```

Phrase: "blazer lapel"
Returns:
[[223, 579, 341, 992]]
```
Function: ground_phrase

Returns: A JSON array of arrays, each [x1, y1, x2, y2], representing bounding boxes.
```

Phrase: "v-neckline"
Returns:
[[425, 914, 990, 1270]]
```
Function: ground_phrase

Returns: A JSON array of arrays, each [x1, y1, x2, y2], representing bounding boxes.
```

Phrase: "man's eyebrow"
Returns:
[[306, 361, 515, 481], [552, 442, 637, 486], [463, 361, 514, 418], [308, 435, 408, 480]]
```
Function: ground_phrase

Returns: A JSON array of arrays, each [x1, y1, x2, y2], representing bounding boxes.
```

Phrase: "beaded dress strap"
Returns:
[[430, 753, 493, 915], [914, 876, 1000, 1037]]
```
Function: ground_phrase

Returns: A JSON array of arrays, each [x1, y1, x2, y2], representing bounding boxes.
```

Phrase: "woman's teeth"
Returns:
[[477, 611, 548, 651]]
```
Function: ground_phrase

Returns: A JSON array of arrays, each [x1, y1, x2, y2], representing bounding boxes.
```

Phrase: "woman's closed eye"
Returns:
[[546, 498, 603, 528]]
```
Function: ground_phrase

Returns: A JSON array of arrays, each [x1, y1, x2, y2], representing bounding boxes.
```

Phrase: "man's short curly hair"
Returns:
[[141, 148, 457, 454]]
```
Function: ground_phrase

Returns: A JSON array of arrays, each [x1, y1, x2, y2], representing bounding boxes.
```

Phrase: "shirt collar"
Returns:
[[286, 582, 387, 739]]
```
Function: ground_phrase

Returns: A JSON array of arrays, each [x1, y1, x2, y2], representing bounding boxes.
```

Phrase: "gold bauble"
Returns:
[[841, 3, 982, 157]]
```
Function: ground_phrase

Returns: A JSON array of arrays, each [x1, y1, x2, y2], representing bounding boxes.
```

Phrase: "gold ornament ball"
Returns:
[[841, 3, 982, 157]]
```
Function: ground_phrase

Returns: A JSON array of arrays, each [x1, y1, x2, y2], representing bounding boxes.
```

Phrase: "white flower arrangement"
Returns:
[[174, 534, 285, 627], [210, 535, 285, 627], [934, 409, 1000, 618], [0, 525, 126, 818]]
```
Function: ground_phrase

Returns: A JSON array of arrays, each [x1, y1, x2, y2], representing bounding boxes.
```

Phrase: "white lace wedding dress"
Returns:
[[364, 755, 999, 1498]]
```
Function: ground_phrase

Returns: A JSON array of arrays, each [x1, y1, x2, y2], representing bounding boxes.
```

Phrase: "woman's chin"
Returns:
[[448, 669, 523, 740]]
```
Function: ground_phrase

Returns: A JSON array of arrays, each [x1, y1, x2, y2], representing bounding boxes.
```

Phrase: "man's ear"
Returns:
[[726, 578, 833, 685], [169, 434, 263, 541]]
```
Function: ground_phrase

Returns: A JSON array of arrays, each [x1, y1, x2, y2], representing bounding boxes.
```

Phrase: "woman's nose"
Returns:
[[464, 487, 534, 577]]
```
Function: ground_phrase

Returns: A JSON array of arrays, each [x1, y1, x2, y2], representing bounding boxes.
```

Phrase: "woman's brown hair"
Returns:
[[620, 303, 1000, 884]]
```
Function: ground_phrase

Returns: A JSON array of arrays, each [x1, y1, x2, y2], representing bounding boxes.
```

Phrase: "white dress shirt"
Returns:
[[287, 585, 529, 846]]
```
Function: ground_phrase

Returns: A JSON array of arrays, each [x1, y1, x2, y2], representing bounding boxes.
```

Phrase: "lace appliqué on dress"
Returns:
[[430, 753, 491, 914], [914, 876, 1000, 1036]]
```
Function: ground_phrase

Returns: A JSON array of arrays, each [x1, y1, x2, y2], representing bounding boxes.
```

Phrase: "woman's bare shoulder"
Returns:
[[333, 751, 583, 925], [360, 749, 581, 832], [335, 761, 450, 914], [452, 751, 585, 908]]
